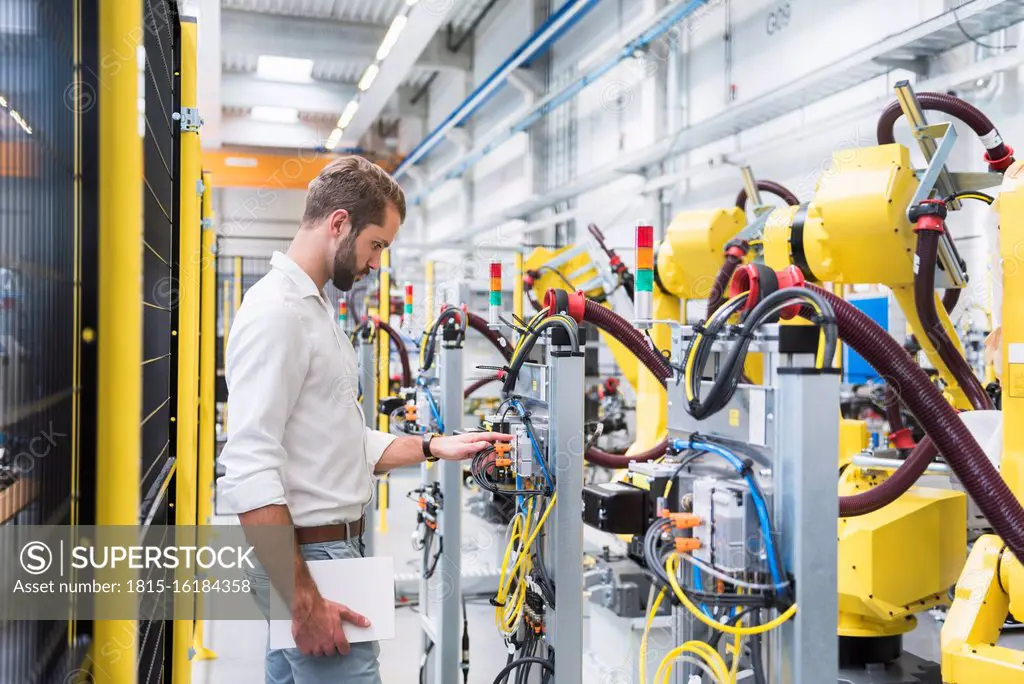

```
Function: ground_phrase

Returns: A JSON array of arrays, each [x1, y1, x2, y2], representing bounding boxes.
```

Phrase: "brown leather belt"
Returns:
[[295, 518, 364, 545]]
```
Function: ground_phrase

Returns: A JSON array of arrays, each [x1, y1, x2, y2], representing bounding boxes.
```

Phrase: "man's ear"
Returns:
[[330, 209, 352, 239]]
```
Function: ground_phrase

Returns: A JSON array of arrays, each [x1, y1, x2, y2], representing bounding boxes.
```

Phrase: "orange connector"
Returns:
[[495, 458, 512, 468], [667, 513, 702, 530], [494, 442, 512, 456], [674, 537, 701, 553]]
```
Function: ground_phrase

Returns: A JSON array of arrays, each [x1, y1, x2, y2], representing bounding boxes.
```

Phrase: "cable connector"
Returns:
[[667, 512, 702, 530], [674, 537, 701, 553]]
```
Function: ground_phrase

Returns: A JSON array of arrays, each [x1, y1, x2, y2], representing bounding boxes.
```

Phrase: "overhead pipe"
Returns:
[[394, 0, 602, 180], [408, 0, 713, 203]]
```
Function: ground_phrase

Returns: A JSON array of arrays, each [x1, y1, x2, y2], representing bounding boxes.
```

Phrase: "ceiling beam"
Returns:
[[221, 9, 469, 74], [220, 73, 427, 118]]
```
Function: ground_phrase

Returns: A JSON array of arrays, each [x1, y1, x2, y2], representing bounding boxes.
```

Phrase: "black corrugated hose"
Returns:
[[804, 284, 1024, 560], [734, 180, 800, 210], [376, 319, 413, 388], [914, 230, 993, 410], [876, 91, 1015, 172]]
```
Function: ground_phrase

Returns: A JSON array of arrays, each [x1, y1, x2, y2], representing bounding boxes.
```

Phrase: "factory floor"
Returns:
[[192, 467, 998, 684]]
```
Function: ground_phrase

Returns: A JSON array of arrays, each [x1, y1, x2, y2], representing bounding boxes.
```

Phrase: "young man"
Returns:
[[218, 156, 509, 683]]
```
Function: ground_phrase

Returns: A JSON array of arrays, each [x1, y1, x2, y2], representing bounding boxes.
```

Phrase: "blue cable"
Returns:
[[424, 391, 444, 433], [511, 400, 554, 492], [691, 565, 715, 619], [674, 438, 786, 589], [416, 377, 445, 433]]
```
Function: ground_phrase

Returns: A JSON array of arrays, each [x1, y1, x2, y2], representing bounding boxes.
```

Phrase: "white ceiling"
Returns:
[[205, 0, 496, 150]]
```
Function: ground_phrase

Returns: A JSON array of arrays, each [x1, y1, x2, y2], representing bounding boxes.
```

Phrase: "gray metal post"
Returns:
[[358, 333, 377, 557], [548, 343, 585, 684], [431, 336, 464, 683], [771, 369, 839, 683]]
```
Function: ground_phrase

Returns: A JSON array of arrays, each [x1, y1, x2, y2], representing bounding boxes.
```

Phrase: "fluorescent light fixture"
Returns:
[[376, 14, 408, 61], [326, 127, 343, 149], [256, 55, 314, 84], [251, 105, 300, 123], [358, 64, 380, 91], [337, 100, 359, 129]]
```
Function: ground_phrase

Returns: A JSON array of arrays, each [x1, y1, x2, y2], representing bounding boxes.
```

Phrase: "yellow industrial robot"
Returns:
[[524, 179, 799, 455], [743, 82, 1012, 670], [940, 161, 1024, 683]]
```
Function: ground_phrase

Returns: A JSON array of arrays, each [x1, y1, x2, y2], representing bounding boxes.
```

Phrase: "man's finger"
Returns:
[[337, 604, 371, 627], [465, 431, 512, 442], [332, 625, 351, 656]]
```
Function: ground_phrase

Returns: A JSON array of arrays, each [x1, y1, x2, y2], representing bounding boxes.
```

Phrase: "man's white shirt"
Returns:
[[218, 251, 396, 526]]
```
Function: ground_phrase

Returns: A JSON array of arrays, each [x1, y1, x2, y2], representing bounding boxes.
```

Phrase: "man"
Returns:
[[219, 156, 509, 683]]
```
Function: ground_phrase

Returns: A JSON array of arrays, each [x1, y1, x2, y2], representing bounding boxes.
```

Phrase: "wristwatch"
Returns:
[[422, 432, 440, 462]]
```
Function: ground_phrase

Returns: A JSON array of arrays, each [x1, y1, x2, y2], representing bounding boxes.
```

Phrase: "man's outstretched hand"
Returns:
[[432, 432, 512, 461]]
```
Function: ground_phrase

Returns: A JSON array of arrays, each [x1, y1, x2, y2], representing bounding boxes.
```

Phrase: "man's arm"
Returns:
[[373, 432, 512, 473], [239, 504, 368, 657]]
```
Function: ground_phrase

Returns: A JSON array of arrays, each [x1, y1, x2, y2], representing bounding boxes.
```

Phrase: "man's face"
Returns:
[[331, 204, 401, 291]]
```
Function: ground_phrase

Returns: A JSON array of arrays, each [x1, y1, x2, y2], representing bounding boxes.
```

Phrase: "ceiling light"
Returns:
[[376, 15, 408, 61], [337, 100, 359, 129], [358, 64, 380, 91], [326, 127, 343, 149], [256, 55, 314, 84], [251, 106, 300, 123]]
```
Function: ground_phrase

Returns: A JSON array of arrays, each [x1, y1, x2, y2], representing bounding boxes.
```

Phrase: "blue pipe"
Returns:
[[409, 0, 709, 204], [394, 0, 602, 180]]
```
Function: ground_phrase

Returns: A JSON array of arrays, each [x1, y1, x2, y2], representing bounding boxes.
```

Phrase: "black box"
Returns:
[[582, 481, 649, 534]]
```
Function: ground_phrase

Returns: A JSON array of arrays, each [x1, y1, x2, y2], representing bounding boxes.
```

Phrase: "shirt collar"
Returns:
[[270, 251, 325, 301]]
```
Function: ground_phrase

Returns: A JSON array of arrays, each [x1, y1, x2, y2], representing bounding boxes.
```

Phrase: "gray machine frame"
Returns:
[[659, 323, 839, 683]]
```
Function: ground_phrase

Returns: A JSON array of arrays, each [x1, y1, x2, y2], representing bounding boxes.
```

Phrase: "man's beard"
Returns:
[[331, 233, 363, 291]]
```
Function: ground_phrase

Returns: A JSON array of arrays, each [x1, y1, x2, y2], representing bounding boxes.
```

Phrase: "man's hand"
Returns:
[[432, 432, 512, 462], [293, 592, 370, 656]]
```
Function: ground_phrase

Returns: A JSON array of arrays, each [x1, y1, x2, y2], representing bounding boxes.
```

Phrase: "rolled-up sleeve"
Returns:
[[364, 427, 397, 470], [218, 300, 310, 514]]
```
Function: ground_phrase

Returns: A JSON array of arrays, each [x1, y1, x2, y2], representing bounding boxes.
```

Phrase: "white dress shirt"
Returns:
[[218, 251, 396, 527]]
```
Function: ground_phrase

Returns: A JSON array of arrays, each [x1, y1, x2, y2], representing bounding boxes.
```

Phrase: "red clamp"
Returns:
[[888, 427, 916, 450], [908, 199, 947, 233], [543, 288, 586, 323], [728, 264, 805, 319], [984, 144, 1015, 173]]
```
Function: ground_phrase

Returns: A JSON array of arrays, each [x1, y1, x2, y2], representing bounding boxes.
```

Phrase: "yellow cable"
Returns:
[[665, 554, 797, 636], [639, 586, 666, 683], [654, 640, 730, 683]]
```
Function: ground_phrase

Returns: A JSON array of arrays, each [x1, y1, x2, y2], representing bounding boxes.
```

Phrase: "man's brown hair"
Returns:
[[302, 155, 406, 233]]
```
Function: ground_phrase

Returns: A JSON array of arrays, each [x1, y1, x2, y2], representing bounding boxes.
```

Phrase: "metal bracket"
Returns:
[[897, 80, 969, 289], [175, 106, 203, 133], [739, 165, 763, 208]]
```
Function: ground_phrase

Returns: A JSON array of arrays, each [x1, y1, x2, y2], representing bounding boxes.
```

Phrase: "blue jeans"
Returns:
[[248, 539, 382, 684]]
